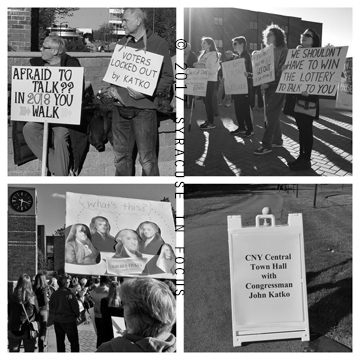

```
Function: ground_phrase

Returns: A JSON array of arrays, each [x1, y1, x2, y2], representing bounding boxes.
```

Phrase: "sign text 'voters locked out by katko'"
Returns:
[[103, 45, 163, 96]]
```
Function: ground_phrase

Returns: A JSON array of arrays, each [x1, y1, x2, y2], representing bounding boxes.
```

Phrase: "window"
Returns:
[[250, 21, 258, 30], [214, 39, 223, 48], [214, 17, 223, 26], [249, 43, 258, 51]]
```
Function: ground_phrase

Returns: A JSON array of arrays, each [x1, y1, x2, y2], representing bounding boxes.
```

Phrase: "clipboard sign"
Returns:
[[227, 211, 309, 346]]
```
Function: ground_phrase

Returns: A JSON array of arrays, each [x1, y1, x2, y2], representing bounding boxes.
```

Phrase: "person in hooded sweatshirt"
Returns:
[[96, 277, 176, 352]]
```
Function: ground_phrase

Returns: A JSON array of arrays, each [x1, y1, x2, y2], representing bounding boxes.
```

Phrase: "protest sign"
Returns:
[[336, 57, 352, 110], [228, 212, 309, 346], [11, 66, 84, 125], [65, 192, 176, 278], [184, 68, 209, 97], [277, 46, 348, 96], [252, 45, 275, 86], [103, 44, 163, 96], [222, 58, 248, 95], [112, 317, 126, 338]]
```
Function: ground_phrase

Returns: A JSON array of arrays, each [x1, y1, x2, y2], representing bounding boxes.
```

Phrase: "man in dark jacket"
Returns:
[[49, 276, 80, 352], [108, 8, 173, 176], [18, 35, 88, 176]]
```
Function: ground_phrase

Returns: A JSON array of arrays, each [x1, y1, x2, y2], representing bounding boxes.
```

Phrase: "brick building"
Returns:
[[8, 8, 32, 51], [184, 8, 323, 56]]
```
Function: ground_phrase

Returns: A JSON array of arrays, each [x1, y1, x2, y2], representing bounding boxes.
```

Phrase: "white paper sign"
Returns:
[[103, 44, 163, 96], [112, 317, 126, 338], [65, 192, 176, 279], [252, 45, 275, 86], [184, 68, 209, 96], [222, 59, 248, 95], [277, 46, 348, 96], [11, 66, 83, 125], [228, 213, 309, 346]]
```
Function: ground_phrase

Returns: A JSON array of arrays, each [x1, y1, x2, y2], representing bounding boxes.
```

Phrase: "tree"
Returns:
[[161, 197, 176, 224], [53, 225, 66, 236], [37, 249, 51, 273], [34, 8, 80, 43], [146, 8, 176, 56], [93, 22, 114, 44]]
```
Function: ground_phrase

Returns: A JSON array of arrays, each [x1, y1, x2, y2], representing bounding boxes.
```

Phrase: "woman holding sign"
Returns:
[[194, 37, 220, 130], [231, 36, 254, 137], [254, 25, 288, 155], [288, 29, 321, 171]]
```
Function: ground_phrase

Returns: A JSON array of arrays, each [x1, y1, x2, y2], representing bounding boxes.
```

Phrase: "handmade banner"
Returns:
[[222, 58, 248, 95], [103, 44, 163, 96], [277, 46, 348, 96], [336, 57, 352, 110], [228, 211, 309, 346], [65, 192, 176, 279], [184, 68, 209, 97], [252, 45, 275, 86], [11, 66, 83, 125]]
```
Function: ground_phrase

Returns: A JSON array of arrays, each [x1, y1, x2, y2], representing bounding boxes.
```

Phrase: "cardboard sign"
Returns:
[[11, 66, 83, 125], [228, 212, 309, 346], [65, 192, 176, 278], [103, 44, 163, 96], [277, 46, 348, 96], [222, 58, 248, 95], [252, 45, 275, 86], [336, 57, 352, 110], [184, 68, 209, 96]]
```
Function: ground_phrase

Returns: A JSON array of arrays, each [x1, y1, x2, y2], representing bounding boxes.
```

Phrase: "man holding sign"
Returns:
[[105, 8, 173, 176], [15, 35, 88, 176]]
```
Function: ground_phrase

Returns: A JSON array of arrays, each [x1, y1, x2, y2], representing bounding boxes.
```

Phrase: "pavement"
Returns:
[[8, 117, 175, 176], [184, 98, 352, 176]]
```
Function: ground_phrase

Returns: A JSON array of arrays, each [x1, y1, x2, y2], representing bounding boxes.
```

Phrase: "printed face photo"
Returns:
[[143, 223, 157, 238], [76, 225, 88, 242], [95, 219, 108, 234], [120, 230, 140, 252]]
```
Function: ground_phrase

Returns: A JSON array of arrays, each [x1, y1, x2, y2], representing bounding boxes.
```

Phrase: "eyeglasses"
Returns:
[[301, 33, 313, 38], [39, 44, 53, 50]]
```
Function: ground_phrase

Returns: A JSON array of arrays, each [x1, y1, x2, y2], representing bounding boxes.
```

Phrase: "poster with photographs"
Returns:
[[65, 192, 176, 279]]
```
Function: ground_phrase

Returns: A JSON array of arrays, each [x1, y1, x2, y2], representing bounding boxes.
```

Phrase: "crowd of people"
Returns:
[[12, 8, 173, 176], [186, 24, 321, 171], [8, 272, 176, 352]]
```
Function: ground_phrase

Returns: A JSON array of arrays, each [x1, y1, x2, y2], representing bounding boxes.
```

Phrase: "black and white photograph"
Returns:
[[184, 7, 352, 176], [8, 7, 176, 176], [184, 184, 352, 352]]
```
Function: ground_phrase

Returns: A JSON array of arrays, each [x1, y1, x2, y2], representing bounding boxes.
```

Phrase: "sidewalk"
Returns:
[[8, 117, 175, 176], [45, 321, 97, 353], [184, 98, 352, 176]]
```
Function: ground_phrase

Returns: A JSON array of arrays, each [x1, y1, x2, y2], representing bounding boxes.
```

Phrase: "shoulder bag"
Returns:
[[21, 302, 39, 339]]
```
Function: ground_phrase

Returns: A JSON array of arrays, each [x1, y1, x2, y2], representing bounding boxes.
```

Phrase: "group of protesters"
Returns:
[[8, 272, 176, 352], [187, 24, 321, 171], [12, 8, 173, 176]]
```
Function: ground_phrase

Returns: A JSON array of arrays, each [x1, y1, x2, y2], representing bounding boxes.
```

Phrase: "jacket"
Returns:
[[96, 332, 176, 352], [49, 287, 80, 323], [8, 295, 39, 333], [267, 45, 288, 89], [114, 29, 173, 109], [89, 285, 109, 318], [12, 53, 90, 174]]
